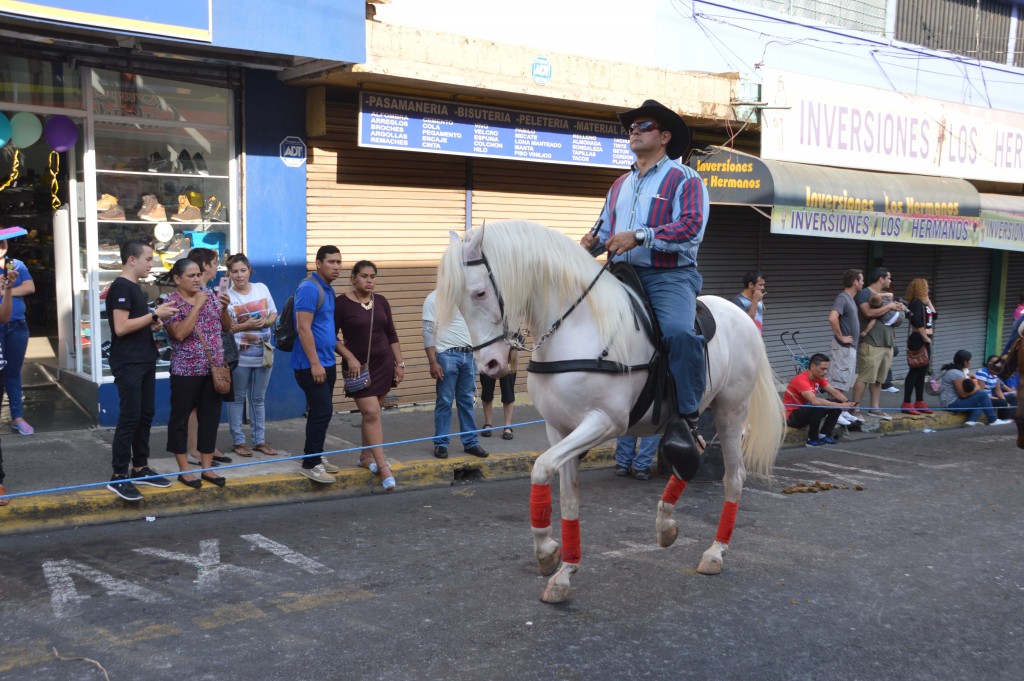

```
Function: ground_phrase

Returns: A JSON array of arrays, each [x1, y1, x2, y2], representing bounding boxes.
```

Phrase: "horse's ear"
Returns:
[[461, 227, 483, 262], [448, 230, 461, 247]]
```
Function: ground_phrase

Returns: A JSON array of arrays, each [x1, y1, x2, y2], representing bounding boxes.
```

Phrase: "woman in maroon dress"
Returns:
[[335, 260, 405, 491]]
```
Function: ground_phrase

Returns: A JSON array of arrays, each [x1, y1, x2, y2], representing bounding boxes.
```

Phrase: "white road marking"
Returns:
[[599, 539, 695, 558], [808, 460, 904, 478], [241, 534, 334, 575], [135, 539, 268, 591], [43, 559, 164, 619]]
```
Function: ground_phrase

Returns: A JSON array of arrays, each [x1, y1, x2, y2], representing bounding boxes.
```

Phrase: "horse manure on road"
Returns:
[[782, 480, 865, 494]]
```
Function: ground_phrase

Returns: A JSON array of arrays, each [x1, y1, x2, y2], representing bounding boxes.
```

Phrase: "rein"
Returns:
[[465, 246, 612, 354]]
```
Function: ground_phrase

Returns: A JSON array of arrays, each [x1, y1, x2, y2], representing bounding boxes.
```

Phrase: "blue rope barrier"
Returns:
[[0, 419, 548, 502]]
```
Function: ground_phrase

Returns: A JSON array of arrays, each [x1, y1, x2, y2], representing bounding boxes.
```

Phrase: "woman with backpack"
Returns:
[[938, 350, 1014, 427]]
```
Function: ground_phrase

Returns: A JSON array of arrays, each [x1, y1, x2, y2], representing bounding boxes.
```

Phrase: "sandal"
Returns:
[[232, 444, 254, 457], [481, 423, 493, 437], [382, 476, 396, 492], [502, 427, 513, 440], [252, 443, 278, 456]]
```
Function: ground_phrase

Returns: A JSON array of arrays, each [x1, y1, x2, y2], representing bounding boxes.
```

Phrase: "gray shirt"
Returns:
[[856, 288, 895, 348], [939, 368, 966, 407], [831, 291, 860, 349]]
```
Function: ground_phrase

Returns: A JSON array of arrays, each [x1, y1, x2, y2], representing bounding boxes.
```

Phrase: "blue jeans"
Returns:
[[294, 365, 336, 468], [229, 365, 272, 446], [615, 435, 660, 471], [0, 320, 29, 420], [636, 266, 705, 414], [947, 391, 998, 423], [433, 349, 479, 448]]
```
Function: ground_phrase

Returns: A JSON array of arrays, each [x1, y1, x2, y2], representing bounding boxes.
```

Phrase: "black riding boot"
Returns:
[[660, 414, 704, 481]]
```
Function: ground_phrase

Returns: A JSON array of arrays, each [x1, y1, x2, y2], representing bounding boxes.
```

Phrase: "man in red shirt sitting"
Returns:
[[785, 353, 857, 447]]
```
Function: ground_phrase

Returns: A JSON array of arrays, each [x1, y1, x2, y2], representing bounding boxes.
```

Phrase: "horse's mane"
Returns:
[[437, 220, 637, 362]]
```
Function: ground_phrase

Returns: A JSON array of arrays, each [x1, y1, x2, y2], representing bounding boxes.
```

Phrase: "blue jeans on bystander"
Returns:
[[433, 349, 479, 448]]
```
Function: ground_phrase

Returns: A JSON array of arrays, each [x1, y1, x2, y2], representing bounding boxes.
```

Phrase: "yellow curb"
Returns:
[[0, 445, 615, 536]]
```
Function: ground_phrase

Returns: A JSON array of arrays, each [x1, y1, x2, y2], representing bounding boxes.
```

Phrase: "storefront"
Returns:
[[0, 1, 365, 427], [306, 90, 633, 409], [688, 146, 1024, 381]]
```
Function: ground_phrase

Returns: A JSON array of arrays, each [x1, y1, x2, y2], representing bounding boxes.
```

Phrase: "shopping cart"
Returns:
[[780, 330, 810, 375]]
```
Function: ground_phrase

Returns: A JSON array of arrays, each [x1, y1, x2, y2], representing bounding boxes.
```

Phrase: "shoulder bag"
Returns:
[[906, 345, 929, 368], [198, 332, 232, 395], [343, 297, 373, 394]]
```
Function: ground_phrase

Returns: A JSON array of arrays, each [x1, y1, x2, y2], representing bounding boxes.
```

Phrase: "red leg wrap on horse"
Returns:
[[661, 476, 687, 505], [715, 501, 739, 544], [530, 484, 552, 528], [562, 518, 581, 564]]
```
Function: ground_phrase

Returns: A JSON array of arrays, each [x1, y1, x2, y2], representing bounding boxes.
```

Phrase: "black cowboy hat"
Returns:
[[617, 99, 692, 160]]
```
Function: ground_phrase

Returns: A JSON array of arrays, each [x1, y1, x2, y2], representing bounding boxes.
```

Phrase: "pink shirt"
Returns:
[[166, 291, 224, 376]]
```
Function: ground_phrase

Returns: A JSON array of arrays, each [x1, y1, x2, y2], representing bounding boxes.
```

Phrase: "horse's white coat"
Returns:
[[438, 220, 785, 603]]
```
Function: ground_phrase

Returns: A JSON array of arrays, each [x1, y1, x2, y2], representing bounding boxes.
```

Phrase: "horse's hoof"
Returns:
[[656, 522, 678, 548], [538, 550, 561, 576], [696, 556, 722, 575], [540, 583, 571, 604]]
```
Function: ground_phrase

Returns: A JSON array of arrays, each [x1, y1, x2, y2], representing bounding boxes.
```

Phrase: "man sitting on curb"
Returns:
[[784, 353, 857, 447]]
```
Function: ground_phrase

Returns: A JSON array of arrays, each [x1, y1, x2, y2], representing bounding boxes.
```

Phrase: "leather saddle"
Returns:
[[527, 262, 716, 428]]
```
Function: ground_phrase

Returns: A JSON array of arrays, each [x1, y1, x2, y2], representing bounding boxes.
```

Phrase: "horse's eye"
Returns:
[[473, 290, 486, 300]]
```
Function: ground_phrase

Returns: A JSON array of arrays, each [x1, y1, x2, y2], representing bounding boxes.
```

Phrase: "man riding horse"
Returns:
[[580, 99, 711, 480]]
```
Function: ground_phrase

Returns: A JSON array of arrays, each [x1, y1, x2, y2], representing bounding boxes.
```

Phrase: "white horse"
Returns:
[[437, 219, 784, 604]]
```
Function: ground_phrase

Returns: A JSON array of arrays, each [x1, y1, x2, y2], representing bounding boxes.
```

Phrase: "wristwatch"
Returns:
[[151, 312, 159, 323], [633, 229, 645, 246], [396, 362, 406, 368]]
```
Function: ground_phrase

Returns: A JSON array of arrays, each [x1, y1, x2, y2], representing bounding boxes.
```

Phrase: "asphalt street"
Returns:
[[1, 426, 1021, 680]]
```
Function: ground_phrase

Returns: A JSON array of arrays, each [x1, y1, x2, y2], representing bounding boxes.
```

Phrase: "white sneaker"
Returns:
[[837, 412, 854, 426], [963, 421, 979, 427], [881, 386, 900, 393], [320, 460, 341, 473], [990, 418, 1014, 426], [299, 464, 336, 484]]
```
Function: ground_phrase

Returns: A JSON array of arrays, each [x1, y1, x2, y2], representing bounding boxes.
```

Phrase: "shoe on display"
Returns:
[[96, 193, 118, 211], [148, 152, 171, 173], [170, 194, 201, 222], [178, 149, 196, 174], [98, 204, 125, 221], [138, 194, 168, 222], [192, 152, 209, 175], [203, 195, 224, 221]]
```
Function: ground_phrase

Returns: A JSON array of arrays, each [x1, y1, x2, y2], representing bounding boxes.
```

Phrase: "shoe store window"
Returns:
[[86, 68, 237, 380]]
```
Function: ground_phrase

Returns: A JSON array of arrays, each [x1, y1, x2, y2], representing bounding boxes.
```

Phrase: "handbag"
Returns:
[[343, 296, 374, 394], [262, 340, 274, 369], [198, 332, 232, 395], [906, 346, 929, 368], [925, 369, 948, 397]]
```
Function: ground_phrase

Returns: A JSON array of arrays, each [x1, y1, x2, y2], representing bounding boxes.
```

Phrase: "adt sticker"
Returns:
[[531, 56, 552, 85], [280, 136, 307, 168]]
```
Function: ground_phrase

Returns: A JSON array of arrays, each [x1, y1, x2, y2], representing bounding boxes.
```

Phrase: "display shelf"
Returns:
[[96, 169, 229, 180]]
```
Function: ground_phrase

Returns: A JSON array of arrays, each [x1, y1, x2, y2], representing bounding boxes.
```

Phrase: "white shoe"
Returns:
[[299, 464, 335, 484], [990, 418, 1014, 426], [320, 460, 341, 473], [963, 421, 979, 427], [881, 386, 900, 393], [837, 413, 853, 426]]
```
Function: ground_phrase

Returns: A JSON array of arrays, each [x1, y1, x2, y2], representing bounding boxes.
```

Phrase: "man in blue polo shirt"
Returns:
[[292, 245, 344, 484], [581, 99, 709, 484]]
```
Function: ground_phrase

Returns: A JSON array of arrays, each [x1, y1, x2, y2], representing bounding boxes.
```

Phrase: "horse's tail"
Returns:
[[741, 343, 785, 477]]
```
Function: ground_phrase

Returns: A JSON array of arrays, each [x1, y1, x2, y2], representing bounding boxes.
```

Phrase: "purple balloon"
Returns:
[[43, 115, 79, 152]]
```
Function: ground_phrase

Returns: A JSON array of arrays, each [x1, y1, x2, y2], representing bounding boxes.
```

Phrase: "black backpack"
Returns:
[[274, 275, 325, 352]]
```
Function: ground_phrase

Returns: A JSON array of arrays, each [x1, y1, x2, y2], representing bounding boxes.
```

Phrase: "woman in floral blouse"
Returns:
[[164, 258, 232, 488]]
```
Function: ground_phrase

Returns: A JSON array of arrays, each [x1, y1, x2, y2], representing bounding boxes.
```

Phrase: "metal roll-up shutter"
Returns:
[[930, 247, 991, 367], [470, 159, 620, 396], [1003, 252, 1024, 342], [879, 243, 939, 379], [309, 101, 467, 409], [698, 206, 764, 300], [758, 232, 871, 380]]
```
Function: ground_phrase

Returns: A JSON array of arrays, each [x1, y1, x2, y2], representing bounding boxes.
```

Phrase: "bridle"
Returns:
[[463, 228, 611, 354]]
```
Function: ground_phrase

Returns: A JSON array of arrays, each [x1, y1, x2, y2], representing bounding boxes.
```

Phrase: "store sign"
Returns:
[[980, 211, 1024, 253], [689, 150, 774, 205], [358, 91, 633, 169], [761, 69, 1024, 184], [770, 206, 984, 249], [279, 136, 306, 168], [0, 0, 212, 41]]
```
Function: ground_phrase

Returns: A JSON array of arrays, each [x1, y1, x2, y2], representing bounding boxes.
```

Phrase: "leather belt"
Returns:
[[443, 346, 474, 353]]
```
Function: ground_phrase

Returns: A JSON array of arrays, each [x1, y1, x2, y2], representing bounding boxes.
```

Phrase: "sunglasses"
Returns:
[[627, 121, 662, 134]]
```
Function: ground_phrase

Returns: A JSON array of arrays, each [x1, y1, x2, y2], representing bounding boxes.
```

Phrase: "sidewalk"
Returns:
[[0, 385, 973, 536]]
